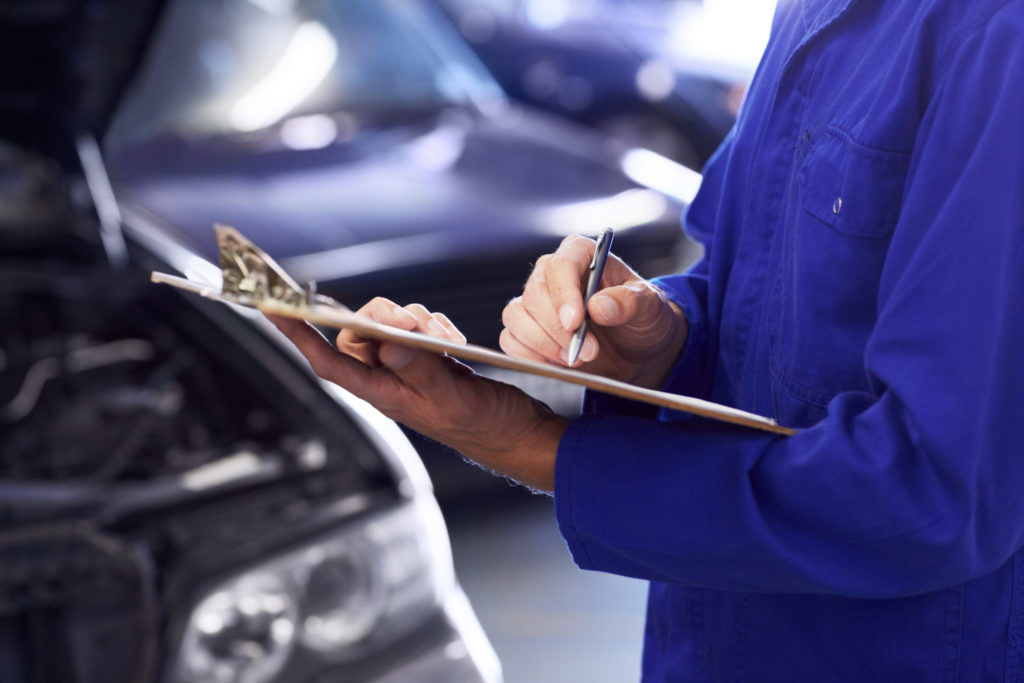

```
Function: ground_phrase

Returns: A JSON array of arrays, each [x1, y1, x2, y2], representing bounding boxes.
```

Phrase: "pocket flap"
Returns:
[[801, 128, 911, 238]]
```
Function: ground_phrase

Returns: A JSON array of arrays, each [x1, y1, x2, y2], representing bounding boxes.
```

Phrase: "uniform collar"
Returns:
[[797, 0, 862, 39]]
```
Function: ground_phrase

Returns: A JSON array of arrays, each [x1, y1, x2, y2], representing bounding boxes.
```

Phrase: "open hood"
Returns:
[[0, 0, 165, 160]]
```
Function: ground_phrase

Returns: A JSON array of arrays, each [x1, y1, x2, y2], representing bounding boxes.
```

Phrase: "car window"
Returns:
[[107, 0, 502, 145]]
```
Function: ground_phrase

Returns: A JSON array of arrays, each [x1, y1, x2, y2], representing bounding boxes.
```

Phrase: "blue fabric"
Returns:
[[554, 0, 1024, 680]]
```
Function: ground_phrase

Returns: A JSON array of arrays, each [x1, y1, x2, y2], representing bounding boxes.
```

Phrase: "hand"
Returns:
[[268, 298, 568, 492], [501, 234, 688, 389]]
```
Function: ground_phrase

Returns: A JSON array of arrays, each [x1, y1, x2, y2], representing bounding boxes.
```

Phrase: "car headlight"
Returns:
[[177, 573, 298, 683], [171, 500, 447, 683]]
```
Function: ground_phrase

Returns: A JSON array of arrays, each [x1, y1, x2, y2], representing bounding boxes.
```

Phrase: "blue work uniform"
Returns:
[[554, 0, 1024, 680]]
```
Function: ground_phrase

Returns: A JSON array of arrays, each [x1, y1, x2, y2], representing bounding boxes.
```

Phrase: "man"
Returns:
[[273, 0, 1024, 678]]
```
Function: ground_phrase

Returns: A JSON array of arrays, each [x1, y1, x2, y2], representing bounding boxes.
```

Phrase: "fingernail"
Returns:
[[381, 345, 414, 370], [592, 296, 619, 322], [581, 336, 598, 362], [559, 304, 575, 331], [559, 348, 569, 364]]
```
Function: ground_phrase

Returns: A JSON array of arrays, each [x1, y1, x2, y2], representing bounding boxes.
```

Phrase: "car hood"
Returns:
[[109, 107, 673, 283], [0, 0, 165, 159]]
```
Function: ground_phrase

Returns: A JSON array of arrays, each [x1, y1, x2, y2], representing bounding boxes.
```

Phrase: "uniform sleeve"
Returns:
[[556, 8, 1024, 598]]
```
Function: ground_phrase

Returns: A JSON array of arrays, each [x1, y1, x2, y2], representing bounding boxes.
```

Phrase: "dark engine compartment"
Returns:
[[1, 273, 298, 484], [0, 143, 396, 683]]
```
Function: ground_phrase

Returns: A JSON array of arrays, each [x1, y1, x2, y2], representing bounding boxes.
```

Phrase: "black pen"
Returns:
[[567, 228, 614, 366]]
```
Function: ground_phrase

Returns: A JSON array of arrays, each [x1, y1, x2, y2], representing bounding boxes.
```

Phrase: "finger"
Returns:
[[378, 341, 455, 401], [588, 282, 659, 327], [403, 303, 451, 340], [545, 235, 595, 333], [502, 296, 565, 363], [499, 328, 552, 364], [269, 315, 376, 391], [520, 272, 573, 350], [336, 336, 382, 367], [434, 313, 467, 345], [266, 313, 306, 338], [500, 325, 599, 366], [337, 297, 417, 350], [575, 334, 600, 364]]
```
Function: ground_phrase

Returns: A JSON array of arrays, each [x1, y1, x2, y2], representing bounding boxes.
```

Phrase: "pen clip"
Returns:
[[589, 228, 612, 270]]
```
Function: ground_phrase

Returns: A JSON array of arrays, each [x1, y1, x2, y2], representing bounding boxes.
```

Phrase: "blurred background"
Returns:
[[0, 0, 773, 680]]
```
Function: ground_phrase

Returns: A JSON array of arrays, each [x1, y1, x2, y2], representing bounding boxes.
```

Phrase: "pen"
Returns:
[[567, 227, 614, 366]]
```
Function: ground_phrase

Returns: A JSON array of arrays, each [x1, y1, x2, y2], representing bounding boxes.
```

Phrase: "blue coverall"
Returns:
[[554, 0, 1024, 679]]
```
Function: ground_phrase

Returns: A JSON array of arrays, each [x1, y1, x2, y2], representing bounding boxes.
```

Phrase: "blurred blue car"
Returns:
[[104, 0, 703, 492], [436, 0, 773, 168]]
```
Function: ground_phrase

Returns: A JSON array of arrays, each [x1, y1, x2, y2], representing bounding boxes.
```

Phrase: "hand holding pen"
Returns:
[[500, 230, 687, 388], [567, 228, 614, 366]]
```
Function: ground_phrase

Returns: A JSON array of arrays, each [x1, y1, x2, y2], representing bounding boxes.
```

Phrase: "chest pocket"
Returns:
[[768, 126, 911, 425], [802, 127, 911, 237]]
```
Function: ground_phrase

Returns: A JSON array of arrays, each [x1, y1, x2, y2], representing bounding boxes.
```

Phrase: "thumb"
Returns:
[[379, 342, 453, 394], [588, 283, 651, 327]]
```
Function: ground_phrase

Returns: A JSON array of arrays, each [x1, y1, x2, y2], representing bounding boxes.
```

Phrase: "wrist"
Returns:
[[458, 393, 569, 493]]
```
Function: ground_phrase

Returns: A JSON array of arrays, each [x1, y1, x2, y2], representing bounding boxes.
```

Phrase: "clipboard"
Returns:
[[151, 226, 796, 437]]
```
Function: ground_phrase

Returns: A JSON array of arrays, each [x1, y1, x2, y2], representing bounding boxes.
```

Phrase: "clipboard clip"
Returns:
[[216, 224, 303, 308], [151, 224, 342, 313]]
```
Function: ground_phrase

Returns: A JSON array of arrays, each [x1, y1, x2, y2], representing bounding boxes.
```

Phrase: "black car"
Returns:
[[0, 2, 499, 681], [98, 0, 702, 490]]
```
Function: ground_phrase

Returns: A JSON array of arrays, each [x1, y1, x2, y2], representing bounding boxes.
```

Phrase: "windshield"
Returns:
[[108, 0, 503, 146]]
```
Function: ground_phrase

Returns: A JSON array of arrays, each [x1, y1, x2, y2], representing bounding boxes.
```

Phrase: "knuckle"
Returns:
[[520, 284, 551, 320], [550, 277, 581, 301], [405, 303, 430, 318], [561, 234, 592, 257], [522, 271, 541, 296], [516, 325, 558, 359], [501, 301, 517, 327], [498, 329, 516, 354], [362, 298, 399, 322], [366, 296, 393, 310], [559, 234, 585, 250], [550, 252, 586, 282], [550, 274, 576, 293], [536, 334, 562, 360], [530, 255, 551, 282]]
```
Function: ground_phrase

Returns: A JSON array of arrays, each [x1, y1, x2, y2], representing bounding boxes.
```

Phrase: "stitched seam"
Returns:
[[934, 0, 1022, 82], [941, 585, 964, 683], [1006, 551, 1024, 682], [824, 125, 914, 160], [769, 361, 835, 407], [563, 418, 596, 569]]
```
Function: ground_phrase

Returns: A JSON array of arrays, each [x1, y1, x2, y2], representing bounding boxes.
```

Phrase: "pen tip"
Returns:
[[566, 336, 583, 366]]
